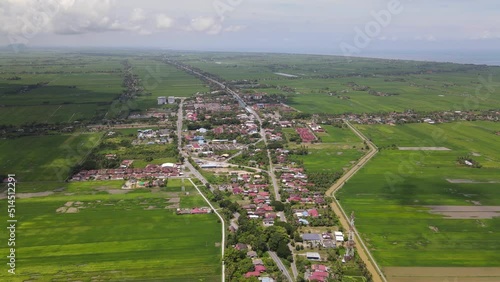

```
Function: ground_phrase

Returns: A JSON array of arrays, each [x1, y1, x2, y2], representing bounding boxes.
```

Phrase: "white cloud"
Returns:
[[131, 8, 146, 22], [190, 17, 222, 34], [224, 25, 246, 32], [156, 14, 174, 29]]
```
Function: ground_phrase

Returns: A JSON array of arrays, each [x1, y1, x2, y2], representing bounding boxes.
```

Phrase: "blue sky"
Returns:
[[1, 0, 499, 55]]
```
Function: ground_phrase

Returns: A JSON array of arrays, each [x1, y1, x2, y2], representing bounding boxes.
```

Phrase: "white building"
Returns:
[[306, 252, 321, 261], [168, 96, 175, 104], [158, 96, 167, 105]]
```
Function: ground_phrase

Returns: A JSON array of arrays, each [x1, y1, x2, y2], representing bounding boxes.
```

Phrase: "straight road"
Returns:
[[269, 251, 293, 282], [177, 98, 210, 188], [325, 120, 386, 282]]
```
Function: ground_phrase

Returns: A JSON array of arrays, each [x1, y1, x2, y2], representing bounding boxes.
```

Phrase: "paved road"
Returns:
[[287, 243, 299, 279], [176, 98, 210, 189], [269, 251, 293, 282], [325, 120, 386, 282]]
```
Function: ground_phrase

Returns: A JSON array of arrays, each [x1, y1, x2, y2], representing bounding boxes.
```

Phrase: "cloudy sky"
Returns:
[[1, 0, 499, 56]]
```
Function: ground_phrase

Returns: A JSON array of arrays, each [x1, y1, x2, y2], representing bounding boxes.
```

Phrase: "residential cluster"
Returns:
[[71, 163, 182, 181]]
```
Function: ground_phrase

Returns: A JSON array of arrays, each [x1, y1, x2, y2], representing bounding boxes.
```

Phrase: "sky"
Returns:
[[1, 0, 499, 58]]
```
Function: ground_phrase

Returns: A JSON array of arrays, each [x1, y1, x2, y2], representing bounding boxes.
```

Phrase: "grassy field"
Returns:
[[0, 133, 101, 182], [291, 148, 364, 173], [287, 125, 365, 173], [317, 125, 362, 143], [337, 122, 500, 267], [0, 179, 222, 281]]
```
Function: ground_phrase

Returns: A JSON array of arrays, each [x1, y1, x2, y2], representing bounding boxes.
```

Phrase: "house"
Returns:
[[235, 243, 248, 251], [197, 127, 208, 134], [263, 218, 274, 226], [308, 209, 319, 218], [309, 271, 328, 281], [252, 258, 264, 265], [247, 251, 258, 258], [302, 233, 322, 243], [259, 277, 275, 282], [255, 265, 266, 272], [120, 160, 133, 168], [311, 264, 329, 272], [157, 96, 167, 105], [245, 271, 261, 278], [298, 218, 310, 225]]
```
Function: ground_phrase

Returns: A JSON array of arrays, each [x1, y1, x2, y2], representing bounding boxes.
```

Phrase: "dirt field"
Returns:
[[385, 267, 500, 282], [425, 205, 500, 219], [398, 147, 451, 151]]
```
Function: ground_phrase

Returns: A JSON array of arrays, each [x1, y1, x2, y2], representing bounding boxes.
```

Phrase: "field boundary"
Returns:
[[326, 120, 386, 282], [188, 178, 225, 282]]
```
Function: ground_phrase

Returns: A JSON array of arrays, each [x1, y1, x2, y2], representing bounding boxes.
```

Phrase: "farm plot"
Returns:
[[0, 133, 101, 182], [0, 53, 124, 125], [337, 122, 500, 268], [0, 180, 222, 281]]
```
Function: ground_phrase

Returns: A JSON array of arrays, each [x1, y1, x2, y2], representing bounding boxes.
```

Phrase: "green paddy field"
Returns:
[[0, 179, 222, 281], [337, 122, 500, 267]]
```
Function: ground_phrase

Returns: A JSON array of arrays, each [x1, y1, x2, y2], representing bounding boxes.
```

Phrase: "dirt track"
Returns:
[[326, 120, 386, 282], [398, 147, 451, 150]]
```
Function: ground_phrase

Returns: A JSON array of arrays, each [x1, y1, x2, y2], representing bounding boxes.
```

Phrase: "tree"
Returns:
[[277, 240, 292, 259], [271, 200, 285, 211]]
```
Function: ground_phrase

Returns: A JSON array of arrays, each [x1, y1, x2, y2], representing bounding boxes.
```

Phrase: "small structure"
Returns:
[[158, 96, 167, 105], [161, 162, 176, 168], [168, 96, 175, 104], [306, 252, 321, 261], [334, 231, 344, 242]]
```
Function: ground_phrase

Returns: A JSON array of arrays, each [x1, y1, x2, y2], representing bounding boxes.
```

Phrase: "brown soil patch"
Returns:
[[66, 207, 79, 213], [165, 204, 179, 209], [398, 147, 451, 151], [107, 189, 129, 194], [56, 207, 67, 213], [168, 197, 180, 203], [425, 206, 500, 219], [385, 267, 500, 282], [64, 201, 74, 207]]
